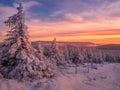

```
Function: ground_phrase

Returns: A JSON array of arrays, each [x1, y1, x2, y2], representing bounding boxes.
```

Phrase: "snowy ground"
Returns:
[[0, 63, 120, 90]]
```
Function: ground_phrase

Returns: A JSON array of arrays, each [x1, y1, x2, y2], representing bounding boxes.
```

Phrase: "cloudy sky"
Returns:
[[0, 0, 120, 44]]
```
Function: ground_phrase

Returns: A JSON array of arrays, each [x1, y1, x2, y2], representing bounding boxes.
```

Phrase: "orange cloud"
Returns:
[[1, 14, 120, 44], [25, 16, 120, 44]]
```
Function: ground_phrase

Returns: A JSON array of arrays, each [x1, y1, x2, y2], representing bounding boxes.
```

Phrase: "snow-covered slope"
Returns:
[[0, 63, 120, 90]]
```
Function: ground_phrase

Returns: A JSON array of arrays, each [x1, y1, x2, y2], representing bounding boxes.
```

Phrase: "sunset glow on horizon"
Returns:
[[0, 0, 120, 44]]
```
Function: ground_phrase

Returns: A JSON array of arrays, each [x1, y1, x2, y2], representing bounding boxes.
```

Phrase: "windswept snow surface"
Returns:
[[0, 63, 120, 90]]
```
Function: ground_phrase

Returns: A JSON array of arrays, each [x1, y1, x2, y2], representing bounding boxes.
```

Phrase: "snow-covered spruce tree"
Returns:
[[44, 38, 65, 66], [66, 45, 83, 73], [62, 44, 70, 64], [0, 3, 54, 80], [51, 38, 66, 66]]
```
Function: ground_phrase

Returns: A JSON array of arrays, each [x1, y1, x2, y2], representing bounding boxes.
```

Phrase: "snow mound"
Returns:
[[0, 63, 120, 90]]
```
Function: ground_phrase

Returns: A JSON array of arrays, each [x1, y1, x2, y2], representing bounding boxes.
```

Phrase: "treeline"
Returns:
[[36, 43, 120, 66]]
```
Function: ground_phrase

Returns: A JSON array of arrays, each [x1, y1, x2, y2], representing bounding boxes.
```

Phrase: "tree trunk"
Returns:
[[75, 64, 77, 74], [87, 63, 89, 73]]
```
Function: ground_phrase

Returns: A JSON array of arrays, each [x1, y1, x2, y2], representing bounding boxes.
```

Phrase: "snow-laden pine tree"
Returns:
[[67, 46, 82, 73], [51, 38, 66, 66], [44, 38, 65, 66], [0, 3, 54, 80]]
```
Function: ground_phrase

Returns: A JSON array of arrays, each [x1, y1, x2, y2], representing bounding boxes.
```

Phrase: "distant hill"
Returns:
[[96, 44, 120, 50], [32, 41, 96, 47]]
